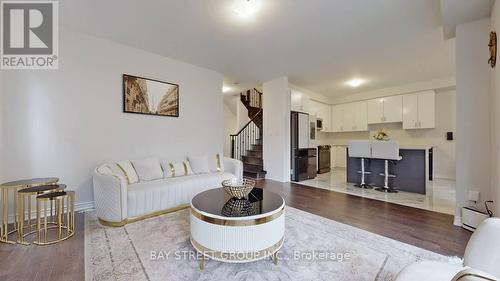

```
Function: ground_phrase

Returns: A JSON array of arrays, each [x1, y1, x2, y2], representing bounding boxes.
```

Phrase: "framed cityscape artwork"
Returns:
[[123, 74, 179, 117]]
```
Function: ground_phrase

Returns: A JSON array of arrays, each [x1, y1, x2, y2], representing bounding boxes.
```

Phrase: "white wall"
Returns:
[[491, 1, 500, 216], [455, 18, 492, 219], [237, 99, 250, 130], [223, 95, 238, 157], [290, 83, 331, 105], [263, 77, 291, 182], [0, 28, 224, 206]]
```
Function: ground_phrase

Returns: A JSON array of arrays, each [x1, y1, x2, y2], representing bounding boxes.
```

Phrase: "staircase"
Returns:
[[230, 88, 267, 180]]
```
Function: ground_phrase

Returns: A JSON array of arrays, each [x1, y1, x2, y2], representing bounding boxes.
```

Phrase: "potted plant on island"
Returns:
[[373, 128, 390, 141]]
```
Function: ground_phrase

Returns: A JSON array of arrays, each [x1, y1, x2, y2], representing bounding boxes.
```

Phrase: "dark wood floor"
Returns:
[[258, 180, 471, 257], [0, 179, 471, 281]]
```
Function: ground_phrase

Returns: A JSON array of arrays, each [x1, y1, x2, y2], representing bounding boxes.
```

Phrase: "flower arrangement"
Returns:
[[373, 128, 390, 141]]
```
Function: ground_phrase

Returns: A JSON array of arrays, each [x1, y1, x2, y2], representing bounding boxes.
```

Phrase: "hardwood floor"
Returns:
[[0, 179, 471, 281], [258, 180, 471, 257], [0, 214, 85, 281]]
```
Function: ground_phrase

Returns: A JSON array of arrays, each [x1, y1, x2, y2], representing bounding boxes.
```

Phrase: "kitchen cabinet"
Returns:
[[331, 104, 344, 132], [320, 103, 332, 132], [310, 100, 331, 131], [367, 95, 402, 124], [333, 146, 347, 168], [354, 101, 368, 131], [342, 103, 355, 132], [290, 89, 310, 113], [331, 101, 367, 132], [402, 91, 435, 129], [308, 100, 319, 116]]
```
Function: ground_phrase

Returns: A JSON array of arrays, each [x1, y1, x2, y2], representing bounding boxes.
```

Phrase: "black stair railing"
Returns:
[[230, 109, 262, 161]]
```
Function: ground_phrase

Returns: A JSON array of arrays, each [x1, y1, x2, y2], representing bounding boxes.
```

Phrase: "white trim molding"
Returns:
[[76, 201, 96, 212], [453, 215, 462, 227]]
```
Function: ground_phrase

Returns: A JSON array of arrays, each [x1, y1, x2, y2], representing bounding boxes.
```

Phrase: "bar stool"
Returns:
[[348, 140, 372, 189], [35, 190, 75, 245], [371, 141, 401, 193]]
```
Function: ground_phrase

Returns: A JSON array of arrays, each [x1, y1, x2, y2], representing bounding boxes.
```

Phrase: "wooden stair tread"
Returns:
[[233, 88, 265, 180], [243, 170, 267, 180]]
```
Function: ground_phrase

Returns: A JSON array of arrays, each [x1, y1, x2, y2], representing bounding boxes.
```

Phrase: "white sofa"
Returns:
[[93, 157, 243, 226], [395, 218, 500, 281]]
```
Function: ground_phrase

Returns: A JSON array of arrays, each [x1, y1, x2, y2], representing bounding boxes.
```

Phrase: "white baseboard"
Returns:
[[453, 216, 462, 226], [434, 174, 456, 180], [76, 201, 95, 212], [5, 201, 95, 224]]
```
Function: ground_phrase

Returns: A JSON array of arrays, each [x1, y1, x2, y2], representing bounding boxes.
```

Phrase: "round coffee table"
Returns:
[[190, 187, 285, 269]]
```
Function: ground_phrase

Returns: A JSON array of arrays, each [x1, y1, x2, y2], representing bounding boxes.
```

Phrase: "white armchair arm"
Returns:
[[452, 268, 499, 281], [223, 157, 243, 179], [92, 166, 128, 224]]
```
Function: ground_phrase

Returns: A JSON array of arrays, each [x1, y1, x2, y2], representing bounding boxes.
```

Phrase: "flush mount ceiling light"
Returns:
[[232, 0, 262, 19], [222, 86, 232, 93], [346, 78, 365, 88]]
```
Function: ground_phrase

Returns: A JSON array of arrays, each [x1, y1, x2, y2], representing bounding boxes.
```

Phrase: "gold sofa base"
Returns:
[[98, 204, 190, 227]]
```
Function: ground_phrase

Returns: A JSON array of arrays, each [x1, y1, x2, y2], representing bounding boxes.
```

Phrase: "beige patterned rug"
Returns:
[[85, 207, 460, 281]]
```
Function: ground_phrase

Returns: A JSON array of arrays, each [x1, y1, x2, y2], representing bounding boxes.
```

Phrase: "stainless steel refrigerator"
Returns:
[[291, 111, 317, 182]]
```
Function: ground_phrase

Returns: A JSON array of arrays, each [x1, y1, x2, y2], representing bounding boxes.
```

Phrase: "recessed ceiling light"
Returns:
[[232, 0, 261, 19], [346, 79, 365, 88]]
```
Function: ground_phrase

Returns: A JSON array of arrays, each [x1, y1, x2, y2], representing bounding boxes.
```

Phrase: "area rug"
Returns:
[[85, 207, 460, 281]]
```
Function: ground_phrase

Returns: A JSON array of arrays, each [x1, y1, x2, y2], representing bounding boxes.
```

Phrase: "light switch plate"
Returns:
[[468, 190, 480, 202]]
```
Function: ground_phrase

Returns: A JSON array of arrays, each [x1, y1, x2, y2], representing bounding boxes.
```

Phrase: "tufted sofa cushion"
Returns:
[[127, 172, 235, 217], [93, 157, 243, 224]]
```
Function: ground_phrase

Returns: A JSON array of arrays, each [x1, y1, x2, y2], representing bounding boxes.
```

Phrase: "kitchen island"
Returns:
[[346, 145, 433, 194]]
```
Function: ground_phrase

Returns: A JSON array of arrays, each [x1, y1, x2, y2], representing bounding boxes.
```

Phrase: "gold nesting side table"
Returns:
[[35, 190, 75, 245], [0, 177, 59, 244], [17, 184, 67, 245]]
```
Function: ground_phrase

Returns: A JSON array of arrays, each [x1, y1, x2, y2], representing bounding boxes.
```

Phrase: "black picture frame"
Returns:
[[122, 74, 180, 117]]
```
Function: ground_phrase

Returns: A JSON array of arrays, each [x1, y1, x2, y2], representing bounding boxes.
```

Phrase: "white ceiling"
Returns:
[[61, 0, 457, 97], [440, 0, 494, 39]]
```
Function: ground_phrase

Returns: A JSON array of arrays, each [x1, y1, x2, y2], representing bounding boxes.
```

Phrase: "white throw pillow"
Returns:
[[131, 157, 163, 181], [208, 153, 224, 173], [188, 155, 210, 174], [161, 160, 193, 177], [114, 160, 139, 184]]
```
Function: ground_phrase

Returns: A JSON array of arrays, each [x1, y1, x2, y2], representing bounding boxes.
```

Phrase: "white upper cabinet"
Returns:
[[383, 96, 403, 122], [309, 100, 331, 131], [321, 103, 332, 132], [331, 101, 368, 132], [418, 91, 435, 128], [290, 90, 310, 113], [367, 96, 402, 124], [367, 98, 384, 124], [331, 104, 344, 132], [402, 91, 435, 129], [354, 101, 368, 131], [402, 94, 418, 129], [308, 99, 321, 117], [343, 103, 356, 131]]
